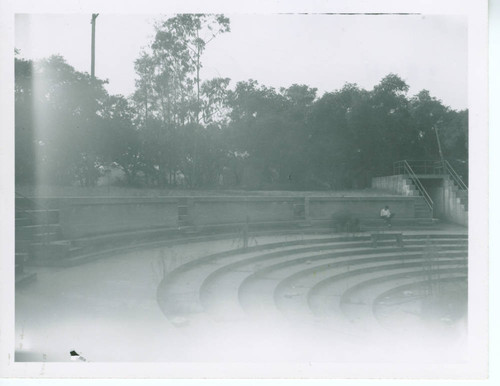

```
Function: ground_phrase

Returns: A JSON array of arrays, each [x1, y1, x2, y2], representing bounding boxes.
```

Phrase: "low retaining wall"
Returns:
[[50, 195, 422, 240], [58, 197, 179, 239], [308, 197, 415, 220], [191, 197, 300, 225]]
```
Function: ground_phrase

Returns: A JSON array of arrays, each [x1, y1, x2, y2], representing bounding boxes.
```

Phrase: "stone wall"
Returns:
[[58, 197, 179, 239], [53, 195, 421, 239], [191, 197, 299, 225], [440, 178, 468, 226]]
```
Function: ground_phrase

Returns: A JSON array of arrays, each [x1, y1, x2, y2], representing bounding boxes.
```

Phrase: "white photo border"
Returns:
[[0, 0, 489, 380]]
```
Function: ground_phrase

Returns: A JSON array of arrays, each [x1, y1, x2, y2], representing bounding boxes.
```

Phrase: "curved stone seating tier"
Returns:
[[307, 259, 466, 316], [199, 243, 389, 319], [159, 236, 465, 318], [268, 253, 466, 335], [274, 250, 466, 315], [338, 267, 466, 325], [157, 235, 343, 319], [371, 276, 467, 333], [156, 233, 467, 339], [239, 248, 465, 314], [15, 228, 468, 362]]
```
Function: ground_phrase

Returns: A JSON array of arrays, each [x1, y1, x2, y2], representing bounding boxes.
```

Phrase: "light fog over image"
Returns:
[[6, 6, 484, 380]]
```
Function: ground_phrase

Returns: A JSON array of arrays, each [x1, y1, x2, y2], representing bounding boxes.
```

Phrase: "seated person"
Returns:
[[380, 205, 395, 226]]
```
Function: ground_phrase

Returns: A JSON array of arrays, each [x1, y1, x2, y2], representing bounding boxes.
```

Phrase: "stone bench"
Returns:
[[371, 232, 403, 248]]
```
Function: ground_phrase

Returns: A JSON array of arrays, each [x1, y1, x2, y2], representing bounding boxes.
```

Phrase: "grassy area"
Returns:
[[15, 184, 397, 198]]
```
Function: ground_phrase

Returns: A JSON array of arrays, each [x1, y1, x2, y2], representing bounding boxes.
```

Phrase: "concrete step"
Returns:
[[16, 224, 61, 238], [15, 271, 37, 287], [309, 263, 466, 320], [15, 262, 25, 275], [31, 232, 62, 243], [15, 251, 28, 263], [15, 240, 30, 253], [235, 251, 466, 321], [15, 252, 29, 275], [21, 209, 59, 225], [69, 246, 85, 257], [15, 216, 32, 227], [27, 240, 71, 263], [356, 218, 435, 227], [186, 240, 468, 316], [414, 212, 432, 217], [15, 197, 36, 210], [415, 212, 432, 219], [339, 269, 466, 329], [67, 221, 309, 252], [282, 257, 467, 321], [69, 226, 181, 249]]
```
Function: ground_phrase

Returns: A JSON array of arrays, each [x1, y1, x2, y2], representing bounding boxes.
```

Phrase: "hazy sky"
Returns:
[[15, 13, 468, 110]]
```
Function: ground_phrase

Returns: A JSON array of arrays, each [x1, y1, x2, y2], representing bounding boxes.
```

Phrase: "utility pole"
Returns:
[[434, 126, 444, 162], [433, 125, 445, 176], [91, 13, 99, 80]]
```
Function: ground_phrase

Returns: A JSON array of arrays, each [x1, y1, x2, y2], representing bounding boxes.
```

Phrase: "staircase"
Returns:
[[393, 160, 435, 217], [414, 198, 433, 218], [392, 160, 468, 225], [443, 160, 468, 212]]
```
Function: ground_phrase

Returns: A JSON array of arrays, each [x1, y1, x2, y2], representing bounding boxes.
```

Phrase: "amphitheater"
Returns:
[[14, 162, 469, 364]]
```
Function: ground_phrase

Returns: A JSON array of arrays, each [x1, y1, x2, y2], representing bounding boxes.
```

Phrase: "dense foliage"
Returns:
[[15, 14, 468, 190]]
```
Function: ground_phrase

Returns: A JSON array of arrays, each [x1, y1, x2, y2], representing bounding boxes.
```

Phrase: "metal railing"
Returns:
[[394, 160, 468, 191], [393, 160, 446, 175], [396, 160, 434, 213], [444, 160, 468, 191]]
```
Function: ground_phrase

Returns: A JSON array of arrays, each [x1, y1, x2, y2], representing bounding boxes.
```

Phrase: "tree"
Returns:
[[161, 14, 230, 123], [132, 14, 231, 187], [98, 95, 143, 185], [225, 81, 317, 188], [15, 56, 36, 184], [14, 55, 110, 186]]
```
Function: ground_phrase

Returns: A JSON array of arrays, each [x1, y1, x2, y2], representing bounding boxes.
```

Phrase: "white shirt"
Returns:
[[380, 208, 391, 217]]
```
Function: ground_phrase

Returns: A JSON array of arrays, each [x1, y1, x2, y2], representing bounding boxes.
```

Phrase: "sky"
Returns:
[[15, 13, 468, 110]]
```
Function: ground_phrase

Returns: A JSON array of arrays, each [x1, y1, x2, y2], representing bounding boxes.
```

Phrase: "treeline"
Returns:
[[15, 14, 468, 190]]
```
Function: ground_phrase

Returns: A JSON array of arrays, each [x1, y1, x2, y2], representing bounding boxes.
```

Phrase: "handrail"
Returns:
[[394, 160, 468, 189], [444, 160, 468, 192], [393, 159, 468, 215], [402, 160, 434, 213]]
